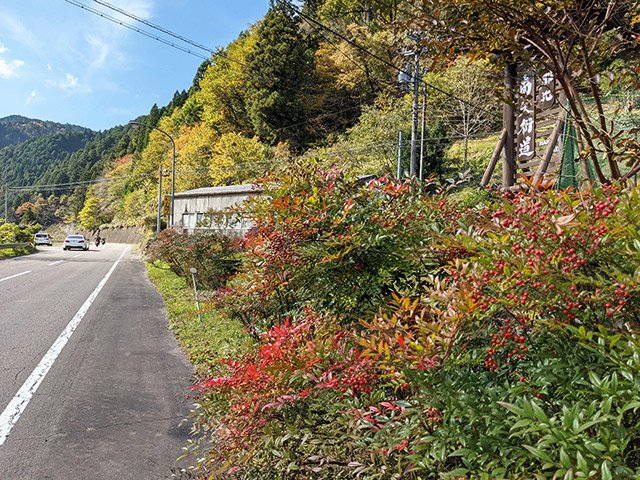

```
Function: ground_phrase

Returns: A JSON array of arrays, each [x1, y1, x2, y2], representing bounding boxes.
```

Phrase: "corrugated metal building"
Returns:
[[173, 184, 263, 235]]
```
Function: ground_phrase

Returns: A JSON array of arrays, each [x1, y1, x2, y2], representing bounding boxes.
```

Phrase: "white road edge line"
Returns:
[[48, 260, 64, 266], [72, 254, 81, 258], [0, 271, 31, 284], [0, 246, 130, 446]]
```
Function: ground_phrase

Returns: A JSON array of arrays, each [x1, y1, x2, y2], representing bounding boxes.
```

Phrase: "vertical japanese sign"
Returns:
[[514, 69, 562, 175], [516, 72, 536, 166]]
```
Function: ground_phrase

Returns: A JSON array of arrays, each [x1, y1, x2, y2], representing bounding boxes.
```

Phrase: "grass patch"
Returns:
[[146, 261, 251, 377]]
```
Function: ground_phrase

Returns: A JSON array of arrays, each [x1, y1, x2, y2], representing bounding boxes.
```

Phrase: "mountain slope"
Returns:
[[0, 115, 89, 149], [0, 129, 97, 187]]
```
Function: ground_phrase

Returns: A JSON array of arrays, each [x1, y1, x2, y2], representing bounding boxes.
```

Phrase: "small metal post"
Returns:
[[189, 267, 202, 322]]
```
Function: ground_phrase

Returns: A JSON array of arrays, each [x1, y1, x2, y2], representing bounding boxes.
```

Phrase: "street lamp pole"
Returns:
[[157, 164, 163, 234], [128, 121, 176, 228]]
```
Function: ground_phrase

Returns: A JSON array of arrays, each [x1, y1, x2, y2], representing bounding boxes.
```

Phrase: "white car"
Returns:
[[63, 234, 89, 251], [34, 232, 52, 246]]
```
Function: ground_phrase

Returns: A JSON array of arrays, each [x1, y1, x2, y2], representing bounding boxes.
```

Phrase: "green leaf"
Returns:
[[588, 371, 602, 389], [601, 460, 612, 480], [576, 451, 588, 472], [602, 396, 613, 415], [491, 467, 506, 478], [523, 445, 553, 463], [498, 401, 524, 416], [443, 468, 470, 477], [510, 418, 533, 431], [532, 402, 549, 424], [621, 400, 640, 414], [560, 448, 571, 469], [449, 448, 474, 457]]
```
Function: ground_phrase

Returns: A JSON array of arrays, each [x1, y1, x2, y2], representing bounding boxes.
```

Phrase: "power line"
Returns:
[[87, 0, 248, 69], [62, 0, 209, 60]]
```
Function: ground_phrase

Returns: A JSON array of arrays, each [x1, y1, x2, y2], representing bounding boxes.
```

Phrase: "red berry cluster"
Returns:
[[485, 318, 529, 370], [593, 196, 619, 220]]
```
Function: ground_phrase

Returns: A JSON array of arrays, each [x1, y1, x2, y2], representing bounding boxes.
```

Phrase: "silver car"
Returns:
[[63, 234, 89, 251], [34, 232, 52, 246]]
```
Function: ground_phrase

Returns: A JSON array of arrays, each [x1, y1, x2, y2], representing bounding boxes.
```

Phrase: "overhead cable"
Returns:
[[87, 0, 248, 68], [62, 0, 209, 60]]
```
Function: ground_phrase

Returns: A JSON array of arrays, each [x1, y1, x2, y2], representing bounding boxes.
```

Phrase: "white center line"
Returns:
[[0, 271, 31, 284], [0, 247, 129, 446], [48, 260, 64, 266]]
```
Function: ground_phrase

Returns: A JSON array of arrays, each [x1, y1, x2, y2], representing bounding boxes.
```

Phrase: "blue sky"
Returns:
[[0, 0, 269, 131]]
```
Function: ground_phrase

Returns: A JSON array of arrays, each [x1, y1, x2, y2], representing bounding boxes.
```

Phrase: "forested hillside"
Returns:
[[0, 115, 88, 149], [0, 91, 188, 226], [0, 129, 96, 187]]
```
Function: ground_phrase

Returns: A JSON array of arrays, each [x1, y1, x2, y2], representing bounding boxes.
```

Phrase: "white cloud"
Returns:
[[0, 42, 25, 79], [64, 73, 78, 90], [47, 63, 53, 71], [46, 72, 92, 96], [26, 90, 43, 104], [0, 58, 25, 79], [86, 35, 110, 70]]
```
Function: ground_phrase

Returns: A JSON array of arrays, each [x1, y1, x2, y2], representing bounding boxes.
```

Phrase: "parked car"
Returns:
[[34, 232, 52, 246], [63, 234, 89, 251]]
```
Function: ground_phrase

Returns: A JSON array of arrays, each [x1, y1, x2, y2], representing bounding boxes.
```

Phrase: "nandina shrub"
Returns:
[[146, 229, 243, 290], [193, 175, 640, 479], [190, 309, 384, 478], [215, 168, 455, 330], [352, 185, 640, 478]]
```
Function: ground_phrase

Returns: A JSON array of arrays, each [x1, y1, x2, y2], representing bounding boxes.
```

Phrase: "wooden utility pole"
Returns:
[[502, 63, 517, 189]]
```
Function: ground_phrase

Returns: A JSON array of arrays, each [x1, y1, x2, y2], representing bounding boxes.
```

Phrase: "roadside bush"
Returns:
[[146, 229, 243, 290], [354, 185, 640, 478], [186, 170, 640, 479], [0, 222, 41, 244], [0, 222, 40, 257], [216, 168, 454, 335]]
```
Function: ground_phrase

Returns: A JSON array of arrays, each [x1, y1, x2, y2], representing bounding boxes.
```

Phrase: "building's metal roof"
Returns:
[[174, 184, 263, 198]]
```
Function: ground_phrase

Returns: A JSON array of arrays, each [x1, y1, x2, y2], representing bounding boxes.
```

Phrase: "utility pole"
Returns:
[[419, 85, 427, 181], [129, 121, 176, 228], [4, 184, 8, 223], [410, 47, 422, 178], [398, 33, 424, 179]]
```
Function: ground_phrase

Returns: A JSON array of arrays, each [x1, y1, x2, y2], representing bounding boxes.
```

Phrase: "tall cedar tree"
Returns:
[[245, 3, 311, 151]]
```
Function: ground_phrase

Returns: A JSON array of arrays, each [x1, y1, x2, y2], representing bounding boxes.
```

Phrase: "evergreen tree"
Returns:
[[245, 3, 311, 150]]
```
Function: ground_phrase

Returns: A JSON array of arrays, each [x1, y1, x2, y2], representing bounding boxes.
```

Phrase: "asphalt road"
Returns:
[[0, 244, 194, 479]]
